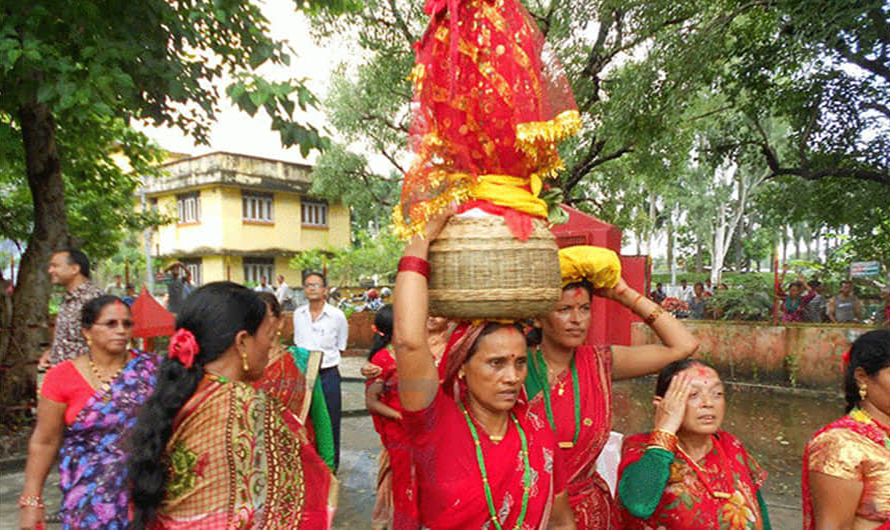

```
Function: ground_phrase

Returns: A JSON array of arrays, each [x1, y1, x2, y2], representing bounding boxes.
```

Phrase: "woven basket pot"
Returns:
[[428, 216, 561, 319]]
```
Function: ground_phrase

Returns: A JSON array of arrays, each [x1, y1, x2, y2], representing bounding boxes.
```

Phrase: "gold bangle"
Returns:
[[649, 429, 678, 452], [645, 306, 666, 326]]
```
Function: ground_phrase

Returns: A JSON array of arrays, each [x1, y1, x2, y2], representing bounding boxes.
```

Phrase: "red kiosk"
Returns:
[[551, 206, 650, 347]]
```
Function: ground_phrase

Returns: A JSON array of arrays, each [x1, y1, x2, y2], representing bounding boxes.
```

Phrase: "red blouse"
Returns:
[[40, 360, 97, 425], [403, 390, 566, 529]]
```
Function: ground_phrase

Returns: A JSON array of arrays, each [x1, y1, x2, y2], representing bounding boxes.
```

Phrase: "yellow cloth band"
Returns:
[[558, 245, 621, 288], [469, 173, 547, 219]]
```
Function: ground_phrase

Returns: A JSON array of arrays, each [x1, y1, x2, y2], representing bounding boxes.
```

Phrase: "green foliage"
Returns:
[[706, 276, 775, 321], [289, 227, 405, 285]]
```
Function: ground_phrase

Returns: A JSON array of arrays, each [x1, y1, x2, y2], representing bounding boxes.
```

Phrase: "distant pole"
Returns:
[[125, 258, 130, 285], [142, 188, 154, 294], [772, 244, 780, 325]]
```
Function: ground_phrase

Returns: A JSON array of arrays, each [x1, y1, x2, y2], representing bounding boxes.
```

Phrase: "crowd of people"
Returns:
[[650, 274, 890, 325], [16, 241, 890, 529]]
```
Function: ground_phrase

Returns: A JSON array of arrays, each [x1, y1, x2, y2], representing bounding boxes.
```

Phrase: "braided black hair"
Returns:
[[128, 282, 266, 528]]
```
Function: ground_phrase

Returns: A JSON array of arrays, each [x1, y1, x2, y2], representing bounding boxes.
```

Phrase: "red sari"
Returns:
[[367, 347, 418, 529], [618, 430, 766, 530], [403, 389, 565, 529], [527, 344, 618, 529]]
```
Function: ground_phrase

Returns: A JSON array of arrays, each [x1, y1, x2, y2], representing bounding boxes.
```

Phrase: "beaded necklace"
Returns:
[[676, 435, 733, 500], [531, 349, 580, 449], [459, 402, 531, 530], [88, 354, 127, 391]]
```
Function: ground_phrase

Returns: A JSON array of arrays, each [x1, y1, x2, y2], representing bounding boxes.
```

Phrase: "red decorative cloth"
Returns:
[[527, 345, 619, 529], [395, 0, 581, 239]]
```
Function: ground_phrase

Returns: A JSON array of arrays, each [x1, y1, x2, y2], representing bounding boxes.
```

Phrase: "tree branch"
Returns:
[[386, 0, 415, 47]]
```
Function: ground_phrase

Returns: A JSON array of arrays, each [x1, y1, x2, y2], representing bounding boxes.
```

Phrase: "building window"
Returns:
[[181, 258, 203, 287], [176, 192, 200, 223], [301, 200, 328, 227], [243, 257, 274, 286], [242, 191, 274, 222]]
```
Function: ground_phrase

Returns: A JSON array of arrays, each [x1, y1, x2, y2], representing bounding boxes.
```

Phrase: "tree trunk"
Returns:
[[667, 210, 675, 285], [696, 239, 703, 273], [0, 102, 69, 412]]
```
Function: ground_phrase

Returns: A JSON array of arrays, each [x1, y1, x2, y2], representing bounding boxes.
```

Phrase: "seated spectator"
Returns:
[[651, 282, 667, 305], [688, 283, 708, 320]]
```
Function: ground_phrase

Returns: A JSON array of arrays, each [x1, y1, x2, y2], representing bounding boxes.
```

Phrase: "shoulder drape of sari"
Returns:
[[527, 344, 618, 530], [153, 379, 337, 529], [59, 351, 159, 530], [253, 346, 336, 471], [618, 430, 766, 530], [802, 415, 890, 529], [404, 390, 561, 530]]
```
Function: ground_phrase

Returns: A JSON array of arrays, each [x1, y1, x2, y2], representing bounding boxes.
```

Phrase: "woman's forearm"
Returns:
[[624, 287, 698, 356], [393, 237, 439, 411], [618, 448, 674, 519], [22, 436, 61, 498]]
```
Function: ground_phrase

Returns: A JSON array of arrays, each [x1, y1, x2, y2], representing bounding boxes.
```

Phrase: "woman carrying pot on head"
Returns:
[[20, 295, 158, 530], [525, 246, 700, 529], [393, 213, 576, 529], [617, 360, 771, 529], [802, 329, 890, 529], [128, 282, 335, 529]]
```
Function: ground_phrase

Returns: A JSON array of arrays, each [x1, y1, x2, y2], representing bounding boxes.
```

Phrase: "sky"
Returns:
[[135, 1, 359, 164]]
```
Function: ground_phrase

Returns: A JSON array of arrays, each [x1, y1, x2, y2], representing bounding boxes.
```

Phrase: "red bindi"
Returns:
[[572, 288, 584, 299]]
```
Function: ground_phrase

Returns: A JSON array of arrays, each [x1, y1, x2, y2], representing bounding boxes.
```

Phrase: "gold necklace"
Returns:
[[88, 354, 126, 390]]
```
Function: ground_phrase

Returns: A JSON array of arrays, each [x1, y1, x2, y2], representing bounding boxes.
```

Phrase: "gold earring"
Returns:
[[86, 337, 92, 346], [241, 349, 250, 373], [859, 385, 867, 401]]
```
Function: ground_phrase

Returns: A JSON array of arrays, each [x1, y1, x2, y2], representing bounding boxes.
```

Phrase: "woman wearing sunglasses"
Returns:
[[20, 295, 159, 530]]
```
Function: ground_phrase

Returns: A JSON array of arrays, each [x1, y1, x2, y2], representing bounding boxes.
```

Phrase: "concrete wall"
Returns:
[[631, 321, 878, 389]]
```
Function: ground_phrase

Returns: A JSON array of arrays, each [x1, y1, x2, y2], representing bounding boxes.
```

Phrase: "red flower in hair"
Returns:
[[842, 348, 851, 368], [169, 329, 199, 369]]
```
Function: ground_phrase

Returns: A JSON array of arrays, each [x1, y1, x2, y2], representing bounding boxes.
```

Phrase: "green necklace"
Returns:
[[459, 402, 531, 530], [532, 349, 581, 449]]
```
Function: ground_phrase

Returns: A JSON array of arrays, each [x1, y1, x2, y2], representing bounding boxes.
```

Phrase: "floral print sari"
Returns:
[[59, 351, 159, 529]]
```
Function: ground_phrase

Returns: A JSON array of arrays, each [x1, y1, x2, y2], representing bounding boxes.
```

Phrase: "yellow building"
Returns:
[[141, 151, 350, 287]]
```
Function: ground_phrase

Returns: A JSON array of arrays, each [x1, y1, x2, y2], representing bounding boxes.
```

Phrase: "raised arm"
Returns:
[[393, 213, 452, 411], [605, 279, 699, 381]]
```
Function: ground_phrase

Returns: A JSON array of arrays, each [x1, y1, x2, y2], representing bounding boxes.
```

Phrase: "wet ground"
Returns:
[[1, 358, 833, 528]]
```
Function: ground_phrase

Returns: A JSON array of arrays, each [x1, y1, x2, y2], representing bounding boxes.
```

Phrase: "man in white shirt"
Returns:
[[253, 275, 274, 294], [293, 271, 348, 471], [274, 274, 292, 309]]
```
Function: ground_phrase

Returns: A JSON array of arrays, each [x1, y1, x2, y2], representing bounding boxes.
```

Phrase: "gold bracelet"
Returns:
[[645, 305, 666, 326], [18, 495, 44, 509], [649, 429, 678, 452]]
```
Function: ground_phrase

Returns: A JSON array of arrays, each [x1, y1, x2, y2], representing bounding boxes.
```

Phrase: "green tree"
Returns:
[[0, 0, 350, 409], [290, 227, 404, 285]]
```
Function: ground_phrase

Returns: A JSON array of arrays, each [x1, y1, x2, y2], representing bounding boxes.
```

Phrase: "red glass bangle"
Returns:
[[398, 256, 431, 279]]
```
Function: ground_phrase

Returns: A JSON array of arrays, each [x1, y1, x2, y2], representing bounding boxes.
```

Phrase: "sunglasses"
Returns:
[[96, 319, 134, 329]]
